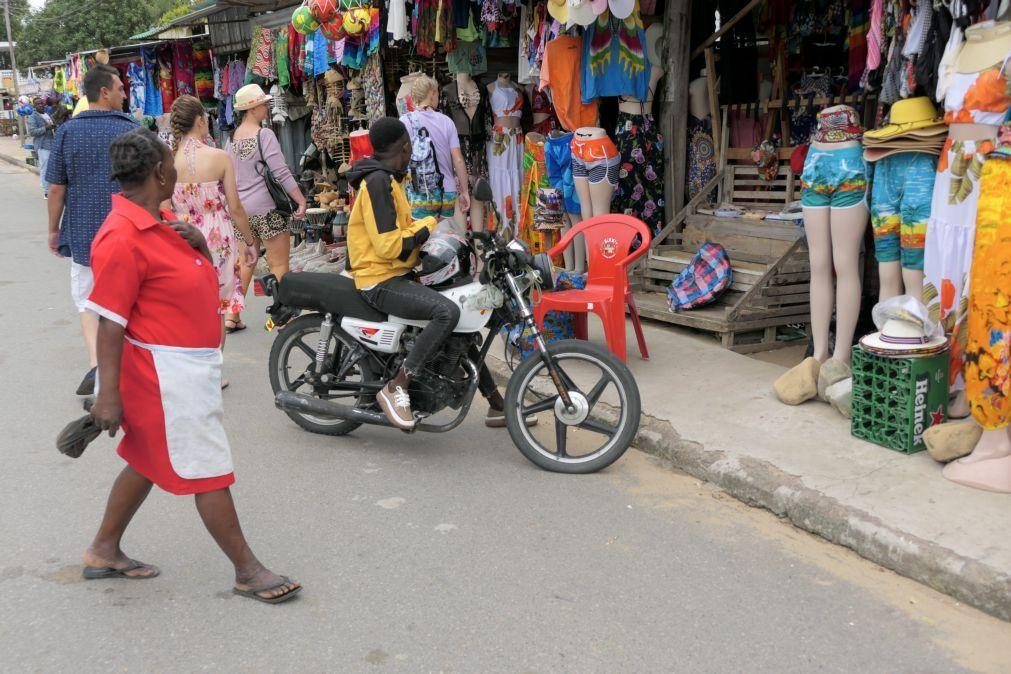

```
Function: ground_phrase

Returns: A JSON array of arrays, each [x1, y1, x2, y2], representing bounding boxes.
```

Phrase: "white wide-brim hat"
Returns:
[[860, 318, 947, 353], [860, 321, 948, 353], [234, 83, 273, 111], [609, 0, 636, 20], [568, 0, 597, 26]]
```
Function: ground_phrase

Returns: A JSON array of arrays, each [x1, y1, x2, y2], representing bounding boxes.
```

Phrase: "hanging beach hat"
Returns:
[[234, 83, 273, 111], [863, 97, 945, 141], [547, 0, 569, 24], [292, 5, 320, 34], [95, 49, 110, 65], [320, 17, 346, 40], [310, 0, 339, 23], [568, 0, 597, 26], [608, 0, 636, 20], [590, 0, 609, 15], [645, 22, 663, 67], [342, 8, 370, 35]]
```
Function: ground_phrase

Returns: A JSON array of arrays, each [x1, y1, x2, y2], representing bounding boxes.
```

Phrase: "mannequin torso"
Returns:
[[489, 73, 523, 130], [618, 66, 664, 115], [688, 73, 710, 120]]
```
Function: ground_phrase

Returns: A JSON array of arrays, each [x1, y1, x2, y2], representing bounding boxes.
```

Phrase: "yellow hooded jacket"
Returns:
[[346, 159, 437, 289]]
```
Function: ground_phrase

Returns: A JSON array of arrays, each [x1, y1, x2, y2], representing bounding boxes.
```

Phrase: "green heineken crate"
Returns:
[[850, 346, 950, 454]]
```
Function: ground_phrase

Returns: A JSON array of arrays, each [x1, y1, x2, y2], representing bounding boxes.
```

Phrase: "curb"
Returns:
[[486, 352, 1011, 622], [0, 151, 39, 174]]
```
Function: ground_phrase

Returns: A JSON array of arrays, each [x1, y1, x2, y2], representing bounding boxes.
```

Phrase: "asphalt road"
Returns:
[[1, 160, 1008, 673]]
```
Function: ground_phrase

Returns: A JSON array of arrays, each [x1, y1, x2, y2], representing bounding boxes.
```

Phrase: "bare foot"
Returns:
[[82, 547, 160, 578], [234, 567, 301, 602]]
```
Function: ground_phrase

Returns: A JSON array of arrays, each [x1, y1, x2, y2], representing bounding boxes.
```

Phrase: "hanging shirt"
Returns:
[[127, 61, 146, 118], [581, 14, 650, 103], [540, 35, 598, 132]]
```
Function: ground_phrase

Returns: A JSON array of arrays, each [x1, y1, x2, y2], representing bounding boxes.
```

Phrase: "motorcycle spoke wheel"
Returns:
[[268, 314, 377, 436], [504, 340, 641, 474]]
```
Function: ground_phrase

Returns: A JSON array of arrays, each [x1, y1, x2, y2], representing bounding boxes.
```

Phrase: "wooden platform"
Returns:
[[639, 153, 811, 353]]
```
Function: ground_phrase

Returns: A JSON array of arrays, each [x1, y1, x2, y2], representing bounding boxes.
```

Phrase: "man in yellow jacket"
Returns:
[[347, 118, 537, 431], [346, 118, 459, 429]]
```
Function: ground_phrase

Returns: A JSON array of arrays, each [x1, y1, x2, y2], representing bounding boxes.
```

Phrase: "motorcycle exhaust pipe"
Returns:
[[274, 391, 391, 427]]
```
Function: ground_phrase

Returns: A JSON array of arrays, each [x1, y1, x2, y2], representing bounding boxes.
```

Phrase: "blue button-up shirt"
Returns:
[[46, 110, 138, 266]]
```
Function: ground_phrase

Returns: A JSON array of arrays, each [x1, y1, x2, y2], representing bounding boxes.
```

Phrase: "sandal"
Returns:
[[82, 559, 160, 580], [233, 576, 302, 604], [225, 319, 247, 334]]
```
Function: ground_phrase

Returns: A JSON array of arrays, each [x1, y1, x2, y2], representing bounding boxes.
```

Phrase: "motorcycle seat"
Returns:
[[276, 272, 386, 322]]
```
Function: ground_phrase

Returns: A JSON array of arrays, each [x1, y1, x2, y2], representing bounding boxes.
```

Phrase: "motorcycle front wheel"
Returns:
[[504, 340, 641, 474]]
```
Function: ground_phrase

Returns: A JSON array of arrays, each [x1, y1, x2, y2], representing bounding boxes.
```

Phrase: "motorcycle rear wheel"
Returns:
[[504, 340, 641, 474], [268, 313, 379, 436]]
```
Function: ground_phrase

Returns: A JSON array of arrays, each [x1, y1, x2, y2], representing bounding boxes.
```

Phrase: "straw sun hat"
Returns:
[[234, 84, 273, 111]]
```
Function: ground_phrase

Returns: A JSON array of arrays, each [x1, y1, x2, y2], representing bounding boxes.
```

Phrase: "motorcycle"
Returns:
[[260, 179, 641, 473]]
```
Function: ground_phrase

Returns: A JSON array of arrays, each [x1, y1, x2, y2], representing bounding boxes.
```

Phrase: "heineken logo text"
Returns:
[[912, 375, 930, 445]]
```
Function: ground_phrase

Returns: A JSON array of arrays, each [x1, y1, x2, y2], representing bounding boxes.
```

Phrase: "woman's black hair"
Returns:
[[109, 128, 169, 186]]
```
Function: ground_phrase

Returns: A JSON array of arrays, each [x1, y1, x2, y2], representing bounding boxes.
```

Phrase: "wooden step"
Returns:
[[684, 214, 803, 242]]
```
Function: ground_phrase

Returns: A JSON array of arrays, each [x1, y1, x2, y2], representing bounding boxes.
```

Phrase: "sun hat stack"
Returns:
[[859, 296, 948, 357], [863, 97, 947, 163]]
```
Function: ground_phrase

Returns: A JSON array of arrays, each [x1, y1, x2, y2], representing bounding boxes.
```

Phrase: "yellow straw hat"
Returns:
[[864, 97, 945, 141]]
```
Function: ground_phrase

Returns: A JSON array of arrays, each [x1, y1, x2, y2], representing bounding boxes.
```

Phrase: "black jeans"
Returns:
[[361, 274, 498, 400]]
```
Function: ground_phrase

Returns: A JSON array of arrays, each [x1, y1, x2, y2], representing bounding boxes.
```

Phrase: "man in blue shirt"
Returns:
[[46, 64, 137, 395]]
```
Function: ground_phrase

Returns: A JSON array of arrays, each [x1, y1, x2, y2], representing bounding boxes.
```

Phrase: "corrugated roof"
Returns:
[[129, 0, 224, 40]]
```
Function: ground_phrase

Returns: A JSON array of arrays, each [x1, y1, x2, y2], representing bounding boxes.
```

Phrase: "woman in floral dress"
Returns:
[[168, 96, 256, 385]]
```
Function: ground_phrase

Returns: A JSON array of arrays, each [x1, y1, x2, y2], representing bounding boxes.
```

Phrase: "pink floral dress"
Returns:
[[171, 181, 244, 315]]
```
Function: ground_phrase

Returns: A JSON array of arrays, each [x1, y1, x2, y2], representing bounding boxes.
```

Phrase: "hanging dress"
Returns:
[[486, 81, 524, 230]]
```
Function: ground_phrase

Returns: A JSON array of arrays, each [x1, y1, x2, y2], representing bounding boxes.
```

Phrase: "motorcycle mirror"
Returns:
[[473, 178, 494, 203]]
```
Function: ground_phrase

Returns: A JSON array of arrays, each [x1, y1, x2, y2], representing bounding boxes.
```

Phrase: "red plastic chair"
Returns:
[[533, 214, 652, 362]]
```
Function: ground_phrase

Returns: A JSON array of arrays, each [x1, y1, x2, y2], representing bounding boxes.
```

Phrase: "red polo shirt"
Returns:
[[86, 194, 221, 348]]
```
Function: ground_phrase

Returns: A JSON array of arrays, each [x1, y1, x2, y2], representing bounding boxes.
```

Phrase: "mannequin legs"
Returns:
[[830, 205, 868, 365], [878, 261, 925, 302], [803, 208, 834, 362], [878, 261, 903, 302], [803, 204, 868, 364], [902, 268, 924, 298], [573, 177, 608, 274]]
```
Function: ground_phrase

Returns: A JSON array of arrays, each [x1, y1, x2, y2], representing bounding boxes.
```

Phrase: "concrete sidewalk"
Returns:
[[488, 316, 1011, 622], [0, 135, 38, 174]]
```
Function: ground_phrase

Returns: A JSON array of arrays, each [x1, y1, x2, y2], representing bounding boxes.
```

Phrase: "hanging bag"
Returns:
[[407, 114, 445, 197], [255, 128, 297, 216]]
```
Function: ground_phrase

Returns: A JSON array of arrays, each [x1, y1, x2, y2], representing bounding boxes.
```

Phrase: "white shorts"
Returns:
[[70, 262, 94, 313]]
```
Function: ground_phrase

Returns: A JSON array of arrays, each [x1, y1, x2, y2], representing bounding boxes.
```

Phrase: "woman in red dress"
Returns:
[[83, 128, 301, 604]]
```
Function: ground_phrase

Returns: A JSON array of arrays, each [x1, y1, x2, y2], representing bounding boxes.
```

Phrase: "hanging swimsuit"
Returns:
[[443, 81, 489, 186], [490, 81, 524, 121]]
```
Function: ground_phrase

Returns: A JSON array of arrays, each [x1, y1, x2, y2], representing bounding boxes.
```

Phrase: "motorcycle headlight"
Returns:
[[531, 252, 555, 292]]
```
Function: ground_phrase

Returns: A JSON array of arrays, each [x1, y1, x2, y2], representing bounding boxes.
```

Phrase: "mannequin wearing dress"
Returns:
[[486, 73, 525, 231], [615, 52, 666, 238], [927, 21, 1011, 491]]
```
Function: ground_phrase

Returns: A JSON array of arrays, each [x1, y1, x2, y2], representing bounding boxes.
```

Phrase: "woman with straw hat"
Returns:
[[225, 84, 307, 332]]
